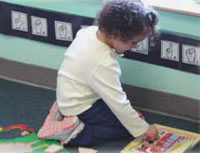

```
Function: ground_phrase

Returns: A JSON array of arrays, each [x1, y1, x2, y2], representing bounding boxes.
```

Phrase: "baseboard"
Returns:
[[0, 57, 57, 89], [123, 85, 200, 122], [0, 57, 199, 121]]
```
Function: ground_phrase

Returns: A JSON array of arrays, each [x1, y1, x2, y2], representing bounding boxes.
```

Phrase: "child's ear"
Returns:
[[110, 35, 120, 43], [109, 29, 119, 37], [110, 31, 121, 41]]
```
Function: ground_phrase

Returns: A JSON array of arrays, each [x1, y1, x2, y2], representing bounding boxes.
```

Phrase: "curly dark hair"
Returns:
[[95, 0, 159, 43]]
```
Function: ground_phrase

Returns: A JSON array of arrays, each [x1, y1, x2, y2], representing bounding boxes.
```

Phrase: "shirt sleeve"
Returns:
[[88, 60, 149, 137]]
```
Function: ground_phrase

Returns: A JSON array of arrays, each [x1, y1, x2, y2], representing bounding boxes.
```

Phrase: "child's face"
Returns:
[[111, 34, 146, 53]]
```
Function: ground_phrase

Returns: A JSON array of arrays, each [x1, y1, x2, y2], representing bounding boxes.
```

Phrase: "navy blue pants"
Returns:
[[67, 99, 133, 147]]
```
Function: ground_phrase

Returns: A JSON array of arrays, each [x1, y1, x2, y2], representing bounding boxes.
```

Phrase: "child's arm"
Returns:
[[89, 60, 150, 137]]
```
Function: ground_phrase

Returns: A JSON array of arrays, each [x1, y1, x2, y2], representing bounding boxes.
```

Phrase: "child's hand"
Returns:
[[144, 125, 159, 142]]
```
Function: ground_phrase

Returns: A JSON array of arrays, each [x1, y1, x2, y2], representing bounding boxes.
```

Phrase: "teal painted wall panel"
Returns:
[[1, 0, 103, 18], [0, 33, 199, 100], [157, 10, 200, 39], [119, 58, 200, 100], [0, 34, 65, 69]]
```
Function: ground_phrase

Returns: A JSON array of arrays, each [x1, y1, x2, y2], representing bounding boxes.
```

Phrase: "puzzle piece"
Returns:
[[78, 147, 98, 153], [45, 144, 64, 153]]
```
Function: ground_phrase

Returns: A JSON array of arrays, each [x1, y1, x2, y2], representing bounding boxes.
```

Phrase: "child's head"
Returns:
[[96, 0, 159, 52]]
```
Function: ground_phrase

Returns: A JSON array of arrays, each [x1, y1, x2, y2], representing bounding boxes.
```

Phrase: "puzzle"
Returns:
[[0, 134, 69, 153], [0, 124, 34, 135], [121, 124, 200, 153]]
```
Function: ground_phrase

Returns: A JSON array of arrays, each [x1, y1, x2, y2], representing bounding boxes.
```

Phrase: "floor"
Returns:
[[0, 78, 199, 153]]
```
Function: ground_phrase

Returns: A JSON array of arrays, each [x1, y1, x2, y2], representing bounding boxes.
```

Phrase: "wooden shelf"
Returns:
[[146, 0, 200, 17]]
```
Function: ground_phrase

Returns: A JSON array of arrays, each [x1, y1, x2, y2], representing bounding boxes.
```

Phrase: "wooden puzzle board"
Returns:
[[121, 124, 200, 153]]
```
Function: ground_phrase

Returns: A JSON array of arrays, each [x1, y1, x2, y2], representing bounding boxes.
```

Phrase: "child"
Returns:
[[38, 0, 159, 147]]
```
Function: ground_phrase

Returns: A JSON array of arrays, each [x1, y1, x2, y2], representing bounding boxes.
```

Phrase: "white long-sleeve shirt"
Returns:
[[57, 26, 149, 137]]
